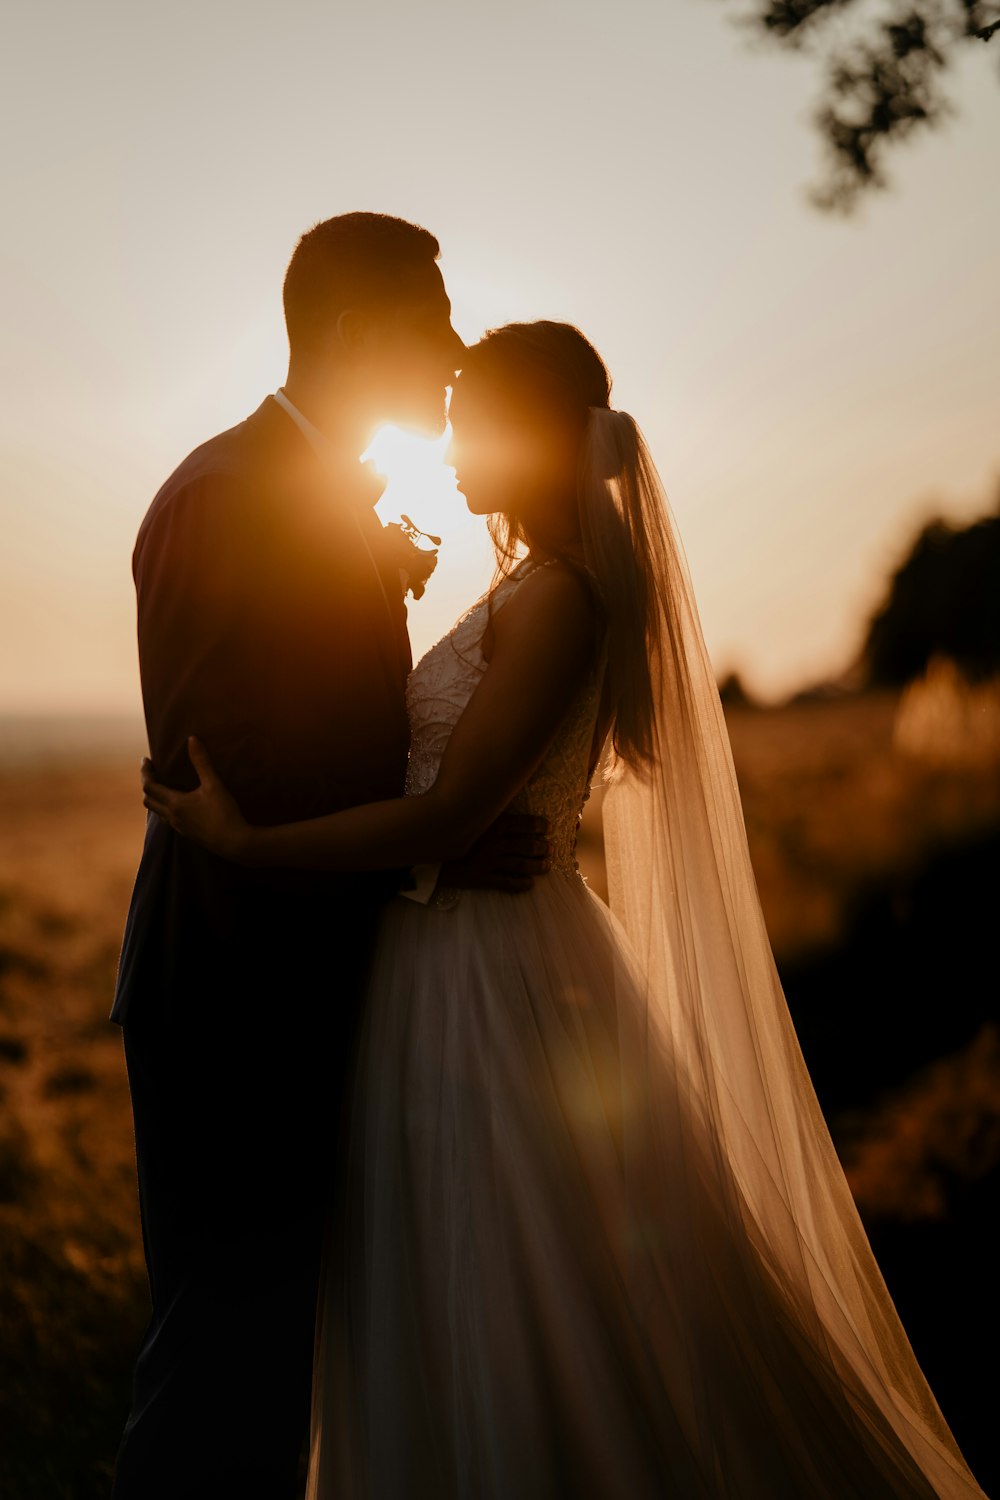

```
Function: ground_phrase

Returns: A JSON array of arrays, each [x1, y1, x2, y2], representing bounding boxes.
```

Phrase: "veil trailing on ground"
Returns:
[[581, 408, 985, 1497]]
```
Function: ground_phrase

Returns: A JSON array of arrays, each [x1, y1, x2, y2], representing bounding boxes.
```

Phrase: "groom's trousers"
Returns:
[[111, 898, 382, 1500]]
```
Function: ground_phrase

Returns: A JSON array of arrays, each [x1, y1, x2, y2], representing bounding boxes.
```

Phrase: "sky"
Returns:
[[1, 0, 998, 715]]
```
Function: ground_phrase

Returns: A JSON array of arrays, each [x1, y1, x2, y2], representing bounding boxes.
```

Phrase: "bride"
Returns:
[[141, 321, 986, 1498]]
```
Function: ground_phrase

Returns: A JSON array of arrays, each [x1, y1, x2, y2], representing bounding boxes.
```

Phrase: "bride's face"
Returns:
[[447, 373, 578, 527]]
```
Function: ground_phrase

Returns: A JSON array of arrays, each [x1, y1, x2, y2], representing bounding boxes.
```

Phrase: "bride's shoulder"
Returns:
[[515, 555, 601, 616], [492, 557, 600, 658]]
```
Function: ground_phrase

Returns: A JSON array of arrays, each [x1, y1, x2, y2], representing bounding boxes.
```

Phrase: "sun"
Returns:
[[362, 416, 497, 666], [364, 422, 461, 543]]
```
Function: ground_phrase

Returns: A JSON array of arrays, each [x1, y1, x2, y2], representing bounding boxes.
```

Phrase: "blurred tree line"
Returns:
[[716, 478, 1000, 707], [862, 481, 1000, 684]]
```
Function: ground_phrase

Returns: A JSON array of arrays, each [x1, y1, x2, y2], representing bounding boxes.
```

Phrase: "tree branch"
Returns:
[[724, 0, 1000, 211]]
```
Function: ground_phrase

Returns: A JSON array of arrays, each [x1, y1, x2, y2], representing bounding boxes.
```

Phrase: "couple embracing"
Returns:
[[111, 213, 984, 1499]]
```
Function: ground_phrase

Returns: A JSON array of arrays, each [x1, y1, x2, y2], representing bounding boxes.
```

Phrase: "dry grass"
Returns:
[[841, 1022, 1000, 1222], [580, 690, 1000, 961], [0, 761, 149, 1497]]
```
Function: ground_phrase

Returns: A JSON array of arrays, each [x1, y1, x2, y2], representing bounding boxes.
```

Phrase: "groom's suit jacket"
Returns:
[[111, 395, 412, 1027]]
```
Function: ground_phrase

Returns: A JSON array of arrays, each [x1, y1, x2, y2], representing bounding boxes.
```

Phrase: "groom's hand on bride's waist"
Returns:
[[438, 813, 551, 894]]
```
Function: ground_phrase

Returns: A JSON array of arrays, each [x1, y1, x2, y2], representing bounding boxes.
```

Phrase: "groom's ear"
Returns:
[[335, 308, 372, 354]]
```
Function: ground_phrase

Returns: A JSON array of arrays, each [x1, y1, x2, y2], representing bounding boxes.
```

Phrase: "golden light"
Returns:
[[362, 419, 497, 664], [364, 421, 461, 543]]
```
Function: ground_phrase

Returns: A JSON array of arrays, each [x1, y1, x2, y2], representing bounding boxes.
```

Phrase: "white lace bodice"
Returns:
[[405, 558, 605, 893]]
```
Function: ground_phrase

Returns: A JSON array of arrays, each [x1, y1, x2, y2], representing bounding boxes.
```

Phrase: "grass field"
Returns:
[[1, 694, 997, 1496]]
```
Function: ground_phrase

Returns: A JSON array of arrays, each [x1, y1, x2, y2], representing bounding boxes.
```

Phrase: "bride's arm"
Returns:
[[142, 564, 598, 872]]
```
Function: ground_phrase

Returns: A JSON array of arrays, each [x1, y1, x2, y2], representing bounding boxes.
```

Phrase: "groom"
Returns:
[[111, 213, 548, 1498]]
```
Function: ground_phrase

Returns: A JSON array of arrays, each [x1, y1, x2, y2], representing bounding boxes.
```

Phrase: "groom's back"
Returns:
[[112, 395, 412, 1028]]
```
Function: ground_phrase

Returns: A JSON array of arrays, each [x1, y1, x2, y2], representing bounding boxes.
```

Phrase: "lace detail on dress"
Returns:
[[404, 558, 605, 904]]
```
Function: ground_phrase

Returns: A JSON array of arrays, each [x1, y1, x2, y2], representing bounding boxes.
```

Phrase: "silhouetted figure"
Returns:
[[111, 214, 465, 1499]]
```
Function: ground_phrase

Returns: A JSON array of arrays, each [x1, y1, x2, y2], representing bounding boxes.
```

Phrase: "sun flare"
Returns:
[[364, 422, 462, 543]]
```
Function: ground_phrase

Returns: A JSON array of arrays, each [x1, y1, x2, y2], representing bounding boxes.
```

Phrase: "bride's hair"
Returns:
[[462, 321, 673, 770]]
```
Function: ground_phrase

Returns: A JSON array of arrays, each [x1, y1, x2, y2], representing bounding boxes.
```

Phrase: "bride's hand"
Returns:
[[141, 737, 253, 863]]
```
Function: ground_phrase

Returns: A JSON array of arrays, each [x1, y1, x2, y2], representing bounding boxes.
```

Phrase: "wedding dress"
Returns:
[[306, 548, 986, 1500]]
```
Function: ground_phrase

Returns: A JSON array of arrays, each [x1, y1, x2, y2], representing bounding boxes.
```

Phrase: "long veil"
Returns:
[[585, 408, 986, 1497]]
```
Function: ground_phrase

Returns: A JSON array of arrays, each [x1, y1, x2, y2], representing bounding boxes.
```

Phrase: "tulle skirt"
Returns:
[[306, 871, 979, 1499]]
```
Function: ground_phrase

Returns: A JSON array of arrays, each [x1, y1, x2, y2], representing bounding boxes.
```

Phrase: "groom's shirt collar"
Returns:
[[272, 387, 386, 511], [272, 386, 330, 455]]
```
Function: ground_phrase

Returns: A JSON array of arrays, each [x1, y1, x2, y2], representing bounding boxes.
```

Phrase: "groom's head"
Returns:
[[283, 212, 465, 438]]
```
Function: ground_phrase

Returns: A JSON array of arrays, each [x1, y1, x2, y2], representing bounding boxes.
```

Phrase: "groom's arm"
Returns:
[[134, 469, 267, 803]]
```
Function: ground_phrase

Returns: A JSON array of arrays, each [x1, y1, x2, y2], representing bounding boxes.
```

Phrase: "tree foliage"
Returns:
[[862, 483, 1000, 684], [725, 0, 1000, 211]]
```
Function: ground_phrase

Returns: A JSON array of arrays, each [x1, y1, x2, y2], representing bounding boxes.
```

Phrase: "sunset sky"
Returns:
[[2, 0, 998, 715]]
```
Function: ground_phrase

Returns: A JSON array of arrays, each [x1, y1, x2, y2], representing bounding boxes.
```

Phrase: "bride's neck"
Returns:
[[523, 511, 583, 566]]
